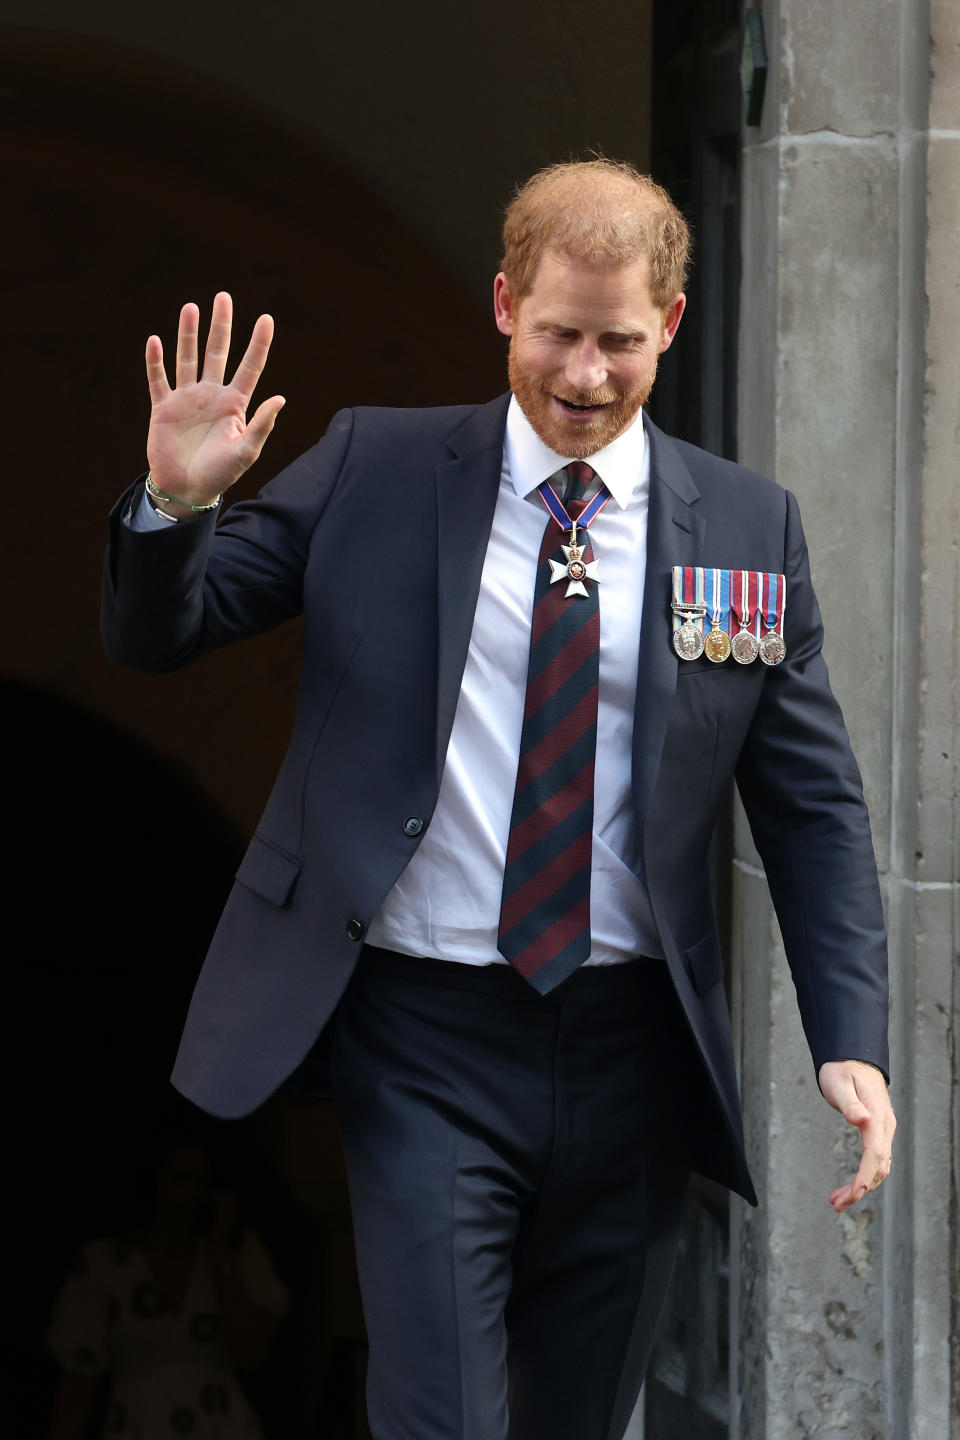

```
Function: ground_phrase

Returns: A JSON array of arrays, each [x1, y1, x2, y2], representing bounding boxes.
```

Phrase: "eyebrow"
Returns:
[[539, 321, 648, 340]]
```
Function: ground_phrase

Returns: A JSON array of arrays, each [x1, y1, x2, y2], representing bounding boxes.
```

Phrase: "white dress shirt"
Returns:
[[369, 397, 662, 964], [131, 398, 664, 964]]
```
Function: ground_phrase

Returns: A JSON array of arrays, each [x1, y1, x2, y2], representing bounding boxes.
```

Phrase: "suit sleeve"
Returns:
[[101, 408, 355, 672], [734, 490, 890, 1081]]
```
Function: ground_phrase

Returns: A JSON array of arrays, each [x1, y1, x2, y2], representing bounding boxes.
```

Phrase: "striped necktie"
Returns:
[[498, 461, 603, 992]]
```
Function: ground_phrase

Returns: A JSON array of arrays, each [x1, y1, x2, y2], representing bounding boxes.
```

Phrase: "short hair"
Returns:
[[500, 158, 691, 311]]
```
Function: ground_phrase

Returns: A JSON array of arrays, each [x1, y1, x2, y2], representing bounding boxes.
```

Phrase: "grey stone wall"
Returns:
[[733, 1, 958, 1436]]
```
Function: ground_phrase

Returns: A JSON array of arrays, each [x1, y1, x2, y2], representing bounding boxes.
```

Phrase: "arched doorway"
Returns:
[[2, 28, 506, 834], [5, 36, 507, 1435]]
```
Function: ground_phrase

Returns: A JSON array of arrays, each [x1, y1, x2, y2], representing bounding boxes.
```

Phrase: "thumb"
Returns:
[[246, 395, 286, 455]]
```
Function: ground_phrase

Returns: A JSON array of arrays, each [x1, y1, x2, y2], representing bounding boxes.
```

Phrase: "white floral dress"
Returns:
[[48, 1235, 289, 1438]]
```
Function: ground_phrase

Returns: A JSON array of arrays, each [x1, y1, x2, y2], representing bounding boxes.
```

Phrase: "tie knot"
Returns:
[[563, 461, 598, 506]]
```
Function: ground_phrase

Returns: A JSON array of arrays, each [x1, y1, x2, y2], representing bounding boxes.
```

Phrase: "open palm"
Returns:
[[145, 292, 285, 507]]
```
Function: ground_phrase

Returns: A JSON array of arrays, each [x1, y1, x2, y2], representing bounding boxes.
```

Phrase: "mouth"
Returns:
[[553, 395, 612, 419]]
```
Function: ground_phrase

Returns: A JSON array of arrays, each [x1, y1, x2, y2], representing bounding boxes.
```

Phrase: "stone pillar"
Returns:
[[731, 1, 958, 1436]]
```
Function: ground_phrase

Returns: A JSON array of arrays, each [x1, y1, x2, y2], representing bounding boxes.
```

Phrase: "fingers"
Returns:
[[829, 1133, 891, 1212], [244, 395, 286, 457], [829, 1140, 892, 1213], [201, 291, 234, 384], [829, 1180, 861, 1212], [231, 313, 275, 403], [145, 335, 171, 406], [158, 295, 271, 402], [175, 302, 200, 388], [819, 1060, 896, 1212]]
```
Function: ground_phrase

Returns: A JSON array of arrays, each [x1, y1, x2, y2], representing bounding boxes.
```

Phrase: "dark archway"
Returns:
[[4, 681, 244, 1431], [7, 681, 366, 1438], [3, 28, 506, 835], [4, 39, 508, 1428]]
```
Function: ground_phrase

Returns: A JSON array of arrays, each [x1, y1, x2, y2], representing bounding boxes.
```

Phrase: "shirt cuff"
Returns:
[[124, 486, 179, 531]]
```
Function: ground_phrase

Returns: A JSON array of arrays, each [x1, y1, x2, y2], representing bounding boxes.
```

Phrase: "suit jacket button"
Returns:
[[403, 816, 424, 837], [346, 919, 365, 941]]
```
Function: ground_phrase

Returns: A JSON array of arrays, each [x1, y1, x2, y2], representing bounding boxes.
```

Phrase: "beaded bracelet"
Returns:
[[145, 472, 222, 512]]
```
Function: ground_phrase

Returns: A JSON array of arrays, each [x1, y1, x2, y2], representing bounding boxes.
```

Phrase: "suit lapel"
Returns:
[[434, 394, 510, 782], [631, 416, 705, 849], [431, 401, 706, 828]]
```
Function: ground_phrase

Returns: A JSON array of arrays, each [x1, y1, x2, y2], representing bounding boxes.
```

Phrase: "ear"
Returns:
[[658, 293, 686, 354], [493, 272, 516, 336]]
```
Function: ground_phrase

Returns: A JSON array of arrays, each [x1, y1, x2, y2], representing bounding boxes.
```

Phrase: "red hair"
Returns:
[[501, 158, 691, 311]]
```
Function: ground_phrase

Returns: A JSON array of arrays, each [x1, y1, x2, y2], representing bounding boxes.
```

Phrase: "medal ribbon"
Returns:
[[732, 569, 746, 632], [716, 568, 731, 635], [762, 571, 785, 636], [743, 570, 756, 633], [683, 565, 695, 607], [705, 568, 717, 627], [535, 478, 612, 537]]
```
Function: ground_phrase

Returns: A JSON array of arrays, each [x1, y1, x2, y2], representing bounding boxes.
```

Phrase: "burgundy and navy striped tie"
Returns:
[[498, 461, 603, 993]]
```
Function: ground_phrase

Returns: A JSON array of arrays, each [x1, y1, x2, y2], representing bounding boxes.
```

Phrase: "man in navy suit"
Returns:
[[103, 160, 895, 1440]]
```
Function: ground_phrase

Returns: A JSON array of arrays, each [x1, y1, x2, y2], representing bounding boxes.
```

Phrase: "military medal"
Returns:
[[671, 565, 706, 659], [535, 477, 611, 599], [731, 569, 760, 664], [758, 571, 787, 665], [546, 517, 602, 598], [704, 567, 732, 663]]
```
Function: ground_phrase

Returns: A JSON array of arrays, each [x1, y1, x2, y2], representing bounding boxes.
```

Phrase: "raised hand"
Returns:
[[145, 292, 285, 512], [819, 1059, 896, 1212]]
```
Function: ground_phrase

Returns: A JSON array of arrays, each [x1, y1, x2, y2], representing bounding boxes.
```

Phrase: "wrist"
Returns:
[[145, 472, 222, 516], [146, 491, 186, 522]]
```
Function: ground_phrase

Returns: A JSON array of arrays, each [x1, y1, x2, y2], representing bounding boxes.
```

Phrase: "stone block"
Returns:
[[919, 137, 960, 882], [780, 0, 902, 136], [931, 0, 960, 131], [738, 139, 781, 481], [772, 138, 900, 861], [731, 862, 889, 1437]]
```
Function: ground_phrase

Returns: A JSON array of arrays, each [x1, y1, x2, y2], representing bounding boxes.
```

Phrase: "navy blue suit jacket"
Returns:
[[102, 396, 889, 1203]]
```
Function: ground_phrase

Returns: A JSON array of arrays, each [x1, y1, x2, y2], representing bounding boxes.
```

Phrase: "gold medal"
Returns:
[[703, 568, 731, 662], [704, 626, 731, 663]]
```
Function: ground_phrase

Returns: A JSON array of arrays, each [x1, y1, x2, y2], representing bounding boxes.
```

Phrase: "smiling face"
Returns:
[[494, 252, 685, 459]]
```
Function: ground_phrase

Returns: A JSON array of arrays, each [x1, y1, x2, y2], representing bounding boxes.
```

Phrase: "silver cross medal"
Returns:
[[548, 519, 600, 599]]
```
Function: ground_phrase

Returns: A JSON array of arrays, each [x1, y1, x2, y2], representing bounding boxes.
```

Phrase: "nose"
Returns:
[[565, 339, 607, 394]]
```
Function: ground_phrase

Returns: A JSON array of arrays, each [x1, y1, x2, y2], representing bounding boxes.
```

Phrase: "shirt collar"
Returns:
[[503, 394, 649, 511]]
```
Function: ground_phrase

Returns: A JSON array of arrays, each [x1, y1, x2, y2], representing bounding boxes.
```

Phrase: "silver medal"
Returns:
[[673, 617, 705, 660], [758, 632, 787, 666], [671, 601, 706, 661], [731, 631, 759, 665]]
